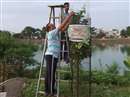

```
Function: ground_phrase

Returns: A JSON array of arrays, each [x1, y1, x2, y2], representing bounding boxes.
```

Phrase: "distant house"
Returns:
[[33, 30, 41, 39], [91, 28, 121, 39], [105, 29, 121, 38]]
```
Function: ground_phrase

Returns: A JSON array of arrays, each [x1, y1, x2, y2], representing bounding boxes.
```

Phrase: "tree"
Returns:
[[0, 31, 38, 82], [41, 26, 46, 38], [96, 31, 106, 38], [13, 33, 23, 38], [120, 29, 127, 38], [127, 26, 130, 36], [0, 31, 13, 82], [21, 26, 36, 39], [71, 6, 86, 24], [91, 27, 97, 38], [33, 28, 42, 39]]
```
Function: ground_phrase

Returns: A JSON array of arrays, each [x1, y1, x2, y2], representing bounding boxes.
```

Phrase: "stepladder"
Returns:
[[35, 5, 72, 97]]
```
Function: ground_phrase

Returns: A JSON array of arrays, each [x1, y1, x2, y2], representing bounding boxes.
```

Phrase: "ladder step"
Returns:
[[40, 78, 45, 80], [38, 91, 45, 94], [40, 77, 69, 82], [48, 5, 64, 8], [57, 70, 71, 73], [60, 51, 69, 52], [43, 39, 67, 42], [56, 79, 69, 82], [51, 17, 60, 19]]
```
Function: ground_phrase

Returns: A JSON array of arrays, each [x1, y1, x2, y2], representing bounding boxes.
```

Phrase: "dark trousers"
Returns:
[[45, 55, 58, 94]]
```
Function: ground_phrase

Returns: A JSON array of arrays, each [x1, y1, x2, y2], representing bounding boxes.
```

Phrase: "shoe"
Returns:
[[50, 93, 57, 97], [44, 93, 49, 97]]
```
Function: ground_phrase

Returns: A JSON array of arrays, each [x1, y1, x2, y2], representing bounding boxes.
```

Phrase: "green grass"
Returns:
[[22, 78, 130, 97]]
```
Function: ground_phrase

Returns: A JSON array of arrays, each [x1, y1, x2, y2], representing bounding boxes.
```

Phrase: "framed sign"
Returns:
[[68, 25, 90, 42]]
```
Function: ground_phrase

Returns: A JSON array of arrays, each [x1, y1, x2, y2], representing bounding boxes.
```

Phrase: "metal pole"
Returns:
[[77, 59, 80, 97], [57, 29, 62, 97], [52, 7, 55, 26], [49, 8, 52, 24], [88, 19, 92, 97], [35, 36, 47, 97]]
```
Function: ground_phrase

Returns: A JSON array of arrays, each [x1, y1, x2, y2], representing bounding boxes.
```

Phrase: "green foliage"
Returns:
[[120, 26, 130, 37], [0, 31, 39, 80], [22, 79, 38, 97], [92, 84, 130, 97], [105, 63, 119, 75], [0, 32, 14, 58], [92, 70, 130, 86], [13, 26, 46, 39], [120, 29, 127, 37], [71, 7, 86, 24], [22, 78, 130, 97], [124, 57, 130, 69], [21, 26, 35, 38], [70, 42, 90, 60], [127, 26, 130, 36], [120, 45, 130, 56]]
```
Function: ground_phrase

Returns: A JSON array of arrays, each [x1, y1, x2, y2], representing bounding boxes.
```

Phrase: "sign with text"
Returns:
[[68, 25, 90, 42]]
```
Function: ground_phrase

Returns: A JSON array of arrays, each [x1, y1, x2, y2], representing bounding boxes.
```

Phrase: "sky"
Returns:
[[0, 0, 130, 33]]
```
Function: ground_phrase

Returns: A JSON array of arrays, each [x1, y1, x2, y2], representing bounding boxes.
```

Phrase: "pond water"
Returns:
[[34, 44, 130, 73], [90, 44, 130, 73]]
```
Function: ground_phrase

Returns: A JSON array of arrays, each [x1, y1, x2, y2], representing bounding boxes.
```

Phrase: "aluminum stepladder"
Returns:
[[35, 5, 71, 97]]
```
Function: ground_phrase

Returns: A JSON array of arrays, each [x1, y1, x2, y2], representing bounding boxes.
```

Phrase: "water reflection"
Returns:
[[91, 44, 130, 73], [120, 45, 130, 56]]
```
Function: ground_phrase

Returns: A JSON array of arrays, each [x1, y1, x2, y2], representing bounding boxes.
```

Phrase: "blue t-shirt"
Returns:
[[63, 12, 69, 18], [45, 28, 60, 58]]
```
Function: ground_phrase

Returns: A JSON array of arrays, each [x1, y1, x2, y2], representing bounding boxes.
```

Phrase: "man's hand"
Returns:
[[58, 11, 75, 32], [70, 11, 75, 16]]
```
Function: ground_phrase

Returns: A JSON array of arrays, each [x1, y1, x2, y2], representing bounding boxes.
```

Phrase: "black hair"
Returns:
[[46, 23, 50, 32], [46, 23, 55, 32], [64, 2, 69, 6]]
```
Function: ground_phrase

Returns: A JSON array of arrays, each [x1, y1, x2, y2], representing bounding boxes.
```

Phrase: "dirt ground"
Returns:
[[0, 78, 25, 97]]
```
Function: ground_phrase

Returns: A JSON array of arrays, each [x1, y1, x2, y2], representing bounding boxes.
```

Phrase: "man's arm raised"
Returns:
[[58, 11, 75, 32]]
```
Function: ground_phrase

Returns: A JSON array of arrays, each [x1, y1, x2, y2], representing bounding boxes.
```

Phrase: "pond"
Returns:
[[34, 44, 130, 73], [90, 44, 130, 73]]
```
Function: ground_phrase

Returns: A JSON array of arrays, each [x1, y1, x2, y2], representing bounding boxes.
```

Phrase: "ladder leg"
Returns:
[[35, 38, 47, 97], [62, 42, 65, 61], [52, 8, 55, 26], [49, 8, 53, 24], [57, 22, 62, 97], [65, 31, 69, 61], [64, 31, 74, 96]]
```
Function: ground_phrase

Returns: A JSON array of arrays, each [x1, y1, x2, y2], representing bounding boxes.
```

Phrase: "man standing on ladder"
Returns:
[[45, 11, 75, 97], [63, 2, 69, 19], [61, 2, 70, 63]]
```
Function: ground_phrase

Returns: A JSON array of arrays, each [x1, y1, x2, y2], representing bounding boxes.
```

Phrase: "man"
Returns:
[[45, 11, 75, 97], [60, 2, 71, 63], [63, 2, 69, 20]]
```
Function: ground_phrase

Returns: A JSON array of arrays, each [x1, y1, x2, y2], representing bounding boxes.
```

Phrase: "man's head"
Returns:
[[46, 23, 56, 32], [64, 2, 69, 13]]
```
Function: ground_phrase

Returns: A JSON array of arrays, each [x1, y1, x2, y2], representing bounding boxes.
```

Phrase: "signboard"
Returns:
[[68, 25, 90, 42]]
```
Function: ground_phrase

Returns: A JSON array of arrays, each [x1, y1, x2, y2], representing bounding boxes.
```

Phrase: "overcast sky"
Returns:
[[0, 0, 130, 33]]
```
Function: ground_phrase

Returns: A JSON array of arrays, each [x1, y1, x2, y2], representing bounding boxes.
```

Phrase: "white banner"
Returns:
[[68, 25, 90, 42]]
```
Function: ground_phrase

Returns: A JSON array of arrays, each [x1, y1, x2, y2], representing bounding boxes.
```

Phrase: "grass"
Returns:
[[22, 78, 130, 97]]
